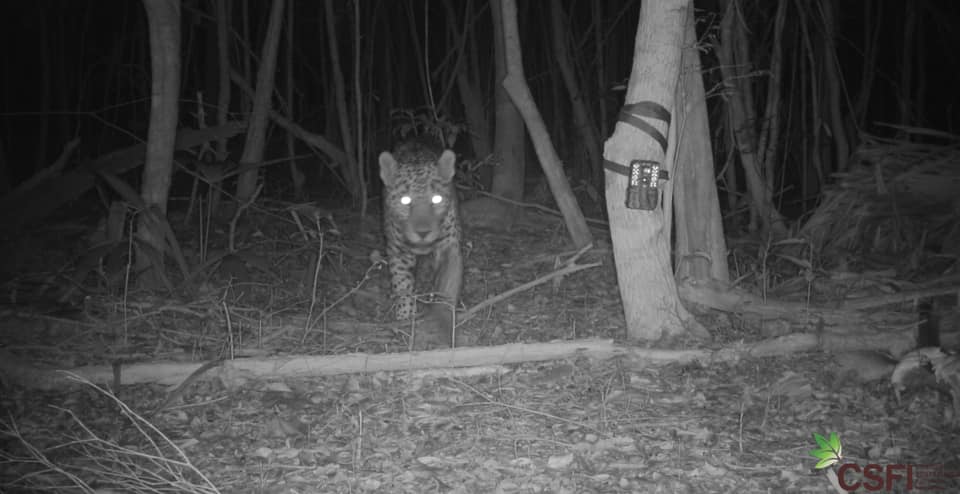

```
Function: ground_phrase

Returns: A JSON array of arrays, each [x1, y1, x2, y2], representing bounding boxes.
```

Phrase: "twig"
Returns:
[[259, 262, 383, 347], [151, 359, 225, 415], [9, 138, 80, 195], [228, 183, 263, 252], [466, 188, 609, 226], [302, 234, 326, 346], [453, 377, 605, 436], [458, 256, 602, 325]]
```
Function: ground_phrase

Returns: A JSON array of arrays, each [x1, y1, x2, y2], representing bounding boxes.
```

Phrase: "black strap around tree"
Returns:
[[603, 101, 671, 177]]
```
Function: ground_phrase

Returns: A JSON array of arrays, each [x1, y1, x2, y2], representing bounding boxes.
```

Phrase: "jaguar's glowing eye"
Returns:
[[400, 196, 412, 205], [431, 195, 443, 205]]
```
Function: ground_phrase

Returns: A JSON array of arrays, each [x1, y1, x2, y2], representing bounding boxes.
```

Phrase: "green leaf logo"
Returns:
[[808, 432, 842, 469]]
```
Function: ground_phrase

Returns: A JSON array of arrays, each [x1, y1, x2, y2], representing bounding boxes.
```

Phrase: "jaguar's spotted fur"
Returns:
[[379, 140, 462, 347]]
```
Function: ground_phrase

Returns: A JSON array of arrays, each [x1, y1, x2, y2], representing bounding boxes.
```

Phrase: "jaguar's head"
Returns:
[[379, 148, 456, 251]]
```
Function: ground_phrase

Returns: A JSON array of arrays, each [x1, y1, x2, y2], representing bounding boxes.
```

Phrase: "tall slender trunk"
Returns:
[[549, 0, 602, 183], [820, 0, 850, 172], [324, 0, 360, 201], [501, 0, 591, 247], [853, 1, 880, 127], [490, 0, 526, 203], [718, 0, 786, 236], [284, 0, 304, 199], [898, 2, 916, 127], [236, 0, 285, 203], [138, 0, 181, 285]]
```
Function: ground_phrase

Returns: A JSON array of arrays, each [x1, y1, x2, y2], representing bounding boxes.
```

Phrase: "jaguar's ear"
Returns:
[[437, 150, 456, 182], [379, 151, 397, 186]]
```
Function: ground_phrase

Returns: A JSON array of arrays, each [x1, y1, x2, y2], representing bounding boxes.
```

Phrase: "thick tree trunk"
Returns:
[[138, 0, 181, 285], [235, 0, 285, 203], [603, 0, 695, 341], [673, 7, 728, 284], [500, 0, 592, 248]]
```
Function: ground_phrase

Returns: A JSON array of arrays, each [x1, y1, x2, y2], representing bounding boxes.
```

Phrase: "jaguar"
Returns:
[[379, 140, 462, 348]]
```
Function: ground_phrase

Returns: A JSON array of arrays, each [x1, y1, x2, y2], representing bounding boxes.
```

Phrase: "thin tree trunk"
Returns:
[[353, 0, 367, 218], [592, 0, 608, 140], [0, 139, 9, 194], [36, 14, 49, 172], [914, 10, 927, 125], [213, 0, 231, 213], [718, 0, 786, 236], [324, 0, 360, 201], [549, 0, 602, 184], [820, 0, 850, 172], [853, 1, 880, 128], [236, 0, 285, 203], [284, 0, 304, 199], [673, 6, 728, 284], [604, 0, 695, 341], [501, 0, 591, 248], [404, 2, 431, 113], [138, 0, 181, 285], [445, 0, 491, 159], [490, 0, 526, 206], [758, 0, 786, 177], [795, 1, 826, 198], [899, 2, 915, 127], [240, 0, 251, 115]]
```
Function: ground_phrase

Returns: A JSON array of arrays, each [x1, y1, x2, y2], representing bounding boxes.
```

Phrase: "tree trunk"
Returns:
[[603, 0, 695, 341], [36, 14, 49, 172], [0, 139, 10, 194], [898, 2, 915, 127], [820, 0, 850, 172], [490, 0, 525, 206], [284, 0, 304, 200], [138, 0, 181, 286], [717, 0, 786, 236], [758, 0, 786, 181], [500, 0, 592, 248], [549, 0, 602, 184], [673, 6, 728, 284], [853, 1, 880, 127], [352, 0, 368, 218], [235, 0, 285, 203], [592, 1, 608, 140], [445, 0, 491, 160], [324, 0, 361, 202], [213, 0, 231, 212]]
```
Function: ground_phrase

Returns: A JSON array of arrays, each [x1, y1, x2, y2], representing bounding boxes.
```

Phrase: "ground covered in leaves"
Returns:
[[1, 201, 958, 493]]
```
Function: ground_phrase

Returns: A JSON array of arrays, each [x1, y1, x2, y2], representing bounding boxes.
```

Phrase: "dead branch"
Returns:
[[458, 257, 602, 325], [2, 333, 868, 393]]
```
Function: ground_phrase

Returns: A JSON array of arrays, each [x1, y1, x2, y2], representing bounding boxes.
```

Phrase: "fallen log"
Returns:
[[1, 333, 855, 392]]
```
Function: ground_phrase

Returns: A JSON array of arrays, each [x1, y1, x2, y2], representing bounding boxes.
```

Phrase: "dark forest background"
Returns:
[[1, 0, 959, 222]]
